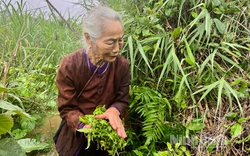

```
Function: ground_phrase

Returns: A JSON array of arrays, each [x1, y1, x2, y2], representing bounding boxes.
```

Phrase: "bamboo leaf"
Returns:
[[216, 53, 241, 69], [128, 36, 134, 81], [184, 37, 196, 66], [151, 37, 162, 63], [198, 52, 212, 77], [141, 36, 161, 44], [137, 41, 153, 73], [215, 78, 224, 115], [205, 9, 211, 38], [193, 80, 220, 103], [222, 42, 250, 51], [223, 81, 243, 115], [156, 45, 173, 89]]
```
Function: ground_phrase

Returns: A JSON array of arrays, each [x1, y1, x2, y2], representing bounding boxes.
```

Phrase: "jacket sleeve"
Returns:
[[56, 56, 84, 134], [111, 58, 130, 117]]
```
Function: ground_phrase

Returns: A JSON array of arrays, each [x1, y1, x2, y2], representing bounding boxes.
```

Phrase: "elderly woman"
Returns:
[[55, 6, 130, 156]]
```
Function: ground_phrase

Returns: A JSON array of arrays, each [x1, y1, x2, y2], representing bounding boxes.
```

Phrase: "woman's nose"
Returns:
[[112, 41, 120, 52]]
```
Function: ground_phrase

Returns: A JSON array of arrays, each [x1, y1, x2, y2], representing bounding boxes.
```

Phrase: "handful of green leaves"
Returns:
[[77, 105, 127, 156]]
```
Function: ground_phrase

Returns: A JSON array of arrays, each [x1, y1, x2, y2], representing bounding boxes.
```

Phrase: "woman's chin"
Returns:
[[105, 56, 117, 62]]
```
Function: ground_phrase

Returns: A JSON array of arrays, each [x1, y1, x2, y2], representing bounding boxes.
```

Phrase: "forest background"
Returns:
[[0, 0, 249, 155]]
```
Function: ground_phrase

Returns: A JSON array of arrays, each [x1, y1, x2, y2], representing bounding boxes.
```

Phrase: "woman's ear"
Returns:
[[84, 32, 92, 46]]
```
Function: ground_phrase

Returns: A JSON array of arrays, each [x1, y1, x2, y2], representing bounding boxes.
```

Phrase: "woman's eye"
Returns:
[[107, 42, 114, 45]]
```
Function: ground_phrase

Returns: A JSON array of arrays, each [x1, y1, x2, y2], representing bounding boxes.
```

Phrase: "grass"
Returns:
[[0, 1, 83, 154]]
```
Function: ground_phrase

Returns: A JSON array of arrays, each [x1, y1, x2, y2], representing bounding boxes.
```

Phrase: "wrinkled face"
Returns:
[[87, 20, 124, 63]]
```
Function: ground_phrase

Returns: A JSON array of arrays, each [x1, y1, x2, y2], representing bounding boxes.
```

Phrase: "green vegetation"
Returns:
[[78, 105, 127, 156], [0, 0, 249, 155]]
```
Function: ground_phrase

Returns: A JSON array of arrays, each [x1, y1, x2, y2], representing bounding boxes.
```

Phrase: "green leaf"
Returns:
[[141, 36, 161, 44], [0, 83, 7, 93], [137, 41, 154, 74], [225, 140, 231, 145], [174, 142, 180, 149], [223, 80, 243, 116], [17, 138, 49, 153], [93, 105, 106, 115], [213, 0, 221, 6], [186, 121, 205, 131], [230, 123, 242, 138], [156, 43, 173, 88], [236, 133, 250, 144], [193, 80, 220, 104], [77, 128, 92, 133], [184, 58, 194, 66], [216, 78, 224, 116], [20, 116, 36, 132], [207, 142, 216, 152], [12, 128, 27, 140], [127, 36, 134, 81], [226, 112, 238, 120], [0, 100, 30, 118], [183, 37, 195, 66], [191, 11, 197, 18], [78, 106, 127, 155], [190, 9, 206, 27], [237, 117, 246, 123], [179, 145, 187, 152], [172, 27, 182, 39], [0, 138, 25, 156], [205, 9, 212, 37], [214, 18, 225, 34], [0, 114, 14, 136], [166, 142, 173, 151]]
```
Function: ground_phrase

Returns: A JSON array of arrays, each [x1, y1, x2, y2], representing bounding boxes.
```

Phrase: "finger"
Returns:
[[84, 124, 91, 129], [111, 117, 123, 130], [117, 126, 127, 138], [95, 113, 106, 119], [109, 118, 118, 130]]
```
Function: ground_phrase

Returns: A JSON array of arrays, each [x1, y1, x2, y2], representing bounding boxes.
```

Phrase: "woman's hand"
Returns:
[[95, 107, 127, 139]]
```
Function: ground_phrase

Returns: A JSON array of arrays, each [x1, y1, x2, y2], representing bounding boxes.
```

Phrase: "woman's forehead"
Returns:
[[101, 21, 124, 38]]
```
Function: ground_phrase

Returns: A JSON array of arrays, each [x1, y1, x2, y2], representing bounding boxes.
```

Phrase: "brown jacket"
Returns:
[[55, 49, 130, 156]]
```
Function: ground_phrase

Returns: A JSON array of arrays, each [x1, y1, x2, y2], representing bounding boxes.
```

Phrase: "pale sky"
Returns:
[[5, 0, 99, 19]]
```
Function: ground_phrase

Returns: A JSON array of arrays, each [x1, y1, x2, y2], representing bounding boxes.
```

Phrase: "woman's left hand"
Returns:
[[95, 107, 127, 139]]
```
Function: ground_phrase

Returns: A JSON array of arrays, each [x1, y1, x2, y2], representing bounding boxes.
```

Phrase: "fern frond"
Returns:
[[130, 86, 172, 146]]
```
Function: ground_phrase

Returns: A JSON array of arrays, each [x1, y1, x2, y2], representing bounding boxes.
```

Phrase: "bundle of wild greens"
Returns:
[[77, 105, 127, 156]]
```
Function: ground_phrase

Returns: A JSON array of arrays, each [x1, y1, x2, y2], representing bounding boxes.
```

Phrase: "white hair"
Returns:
[[82, 6, 123, 47]]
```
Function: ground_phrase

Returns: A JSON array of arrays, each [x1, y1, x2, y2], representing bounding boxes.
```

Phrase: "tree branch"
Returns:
[[45, 0, 81, 40]]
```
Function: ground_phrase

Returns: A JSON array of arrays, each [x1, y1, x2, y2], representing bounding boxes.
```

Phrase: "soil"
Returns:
[[26, 115, 62, 156]]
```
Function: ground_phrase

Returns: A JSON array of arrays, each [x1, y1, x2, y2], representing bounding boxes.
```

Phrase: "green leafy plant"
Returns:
[[0, 138, 25, 156], [0, 83, 49, 154], [78, 105, 127, 156], [154, 142, 191, 156], [125, 86, 187, 155], [224, 113, 249, 150], [0, 84, 30, 137]]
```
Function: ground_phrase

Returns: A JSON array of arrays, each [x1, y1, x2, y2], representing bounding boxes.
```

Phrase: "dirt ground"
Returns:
[[27, 115, 61, 156]]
